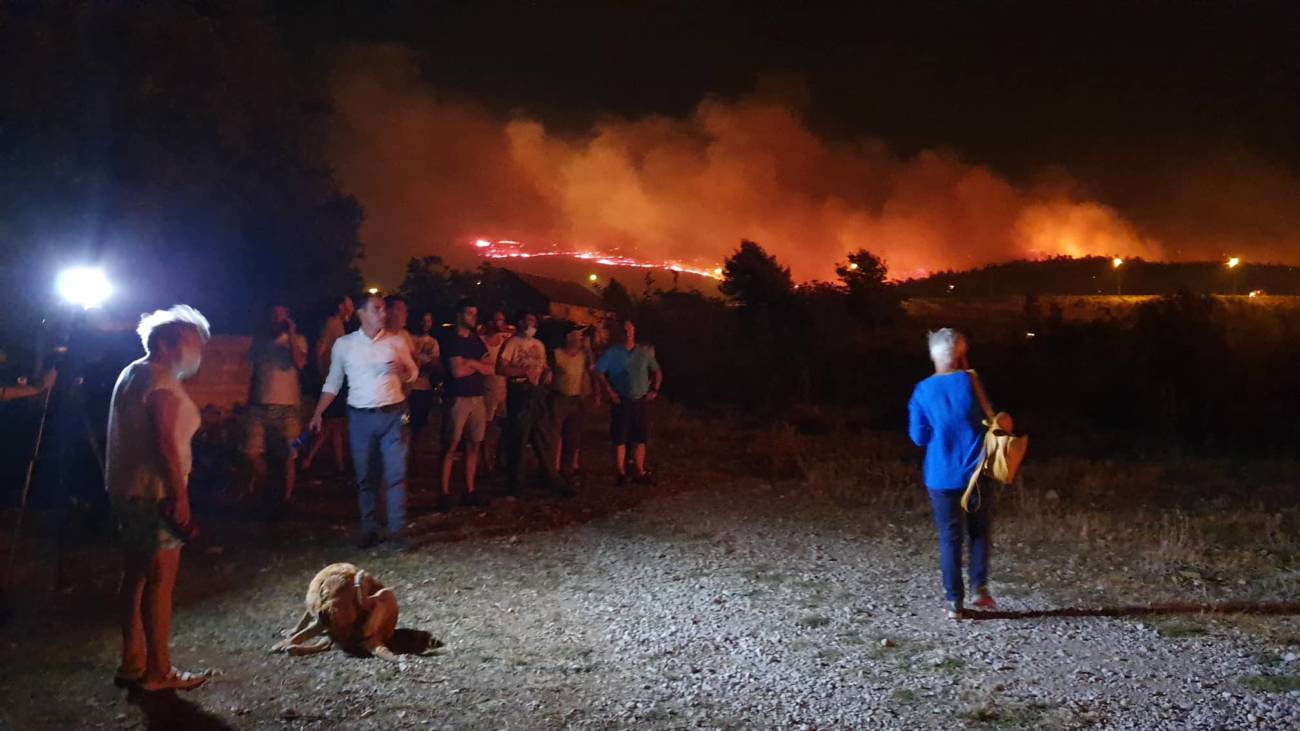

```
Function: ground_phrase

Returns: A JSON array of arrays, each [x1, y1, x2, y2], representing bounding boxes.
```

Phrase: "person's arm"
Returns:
[[394, 339, 418, 384], [907, 390, 932, 447], [315, 320, 339, 375], [593, 352, 620, 404], [645, 365, 664, 400], [449, 355, 493, 378], [147, 389, 192, 529], [643, 351, 664, 400], [309, 339, 346, 431], [0, 369, 56, 402], [495, 341, 530, 379], [585, 355, 602, 407], [595, 369, 620, 405], [426, 339, 444, 378], [288, 328, 308, 371]]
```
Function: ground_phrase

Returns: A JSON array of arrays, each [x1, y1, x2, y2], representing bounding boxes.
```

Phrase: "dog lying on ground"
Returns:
[[270, 563, 400, 662]]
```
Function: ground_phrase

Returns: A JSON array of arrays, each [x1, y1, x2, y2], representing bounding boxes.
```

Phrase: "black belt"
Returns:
[[349, 401, 406, 414]]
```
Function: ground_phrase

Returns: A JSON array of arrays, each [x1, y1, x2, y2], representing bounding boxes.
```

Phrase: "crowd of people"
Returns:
[[99, 296, 1000, 693], [236, 293, 665, 549]]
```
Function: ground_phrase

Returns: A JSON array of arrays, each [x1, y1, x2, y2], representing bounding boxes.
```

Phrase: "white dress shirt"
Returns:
[[323, 328, 417, 408]]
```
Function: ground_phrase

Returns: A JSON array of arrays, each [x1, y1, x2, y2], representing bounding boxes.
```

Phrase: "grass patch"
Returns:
[[796, 614, 831, 629], [1153, 618, 1210, 639], [934, 657, 966, 672], [960, 701, 1054, 726], [890, 688, 918, 703], [816, 648, 843, 663], [1243, 674, 1300, 693]]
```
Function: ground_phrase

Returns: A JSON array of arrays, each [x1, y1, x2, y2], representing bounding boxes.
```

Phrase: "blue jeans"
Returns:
[[348, 405, 408, 537], [928, 483, 993, 604]]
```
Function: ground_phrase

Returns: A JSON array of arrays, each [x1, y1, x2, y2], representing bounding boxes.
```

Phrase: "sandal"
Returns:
[[139, 667, 211, 692]]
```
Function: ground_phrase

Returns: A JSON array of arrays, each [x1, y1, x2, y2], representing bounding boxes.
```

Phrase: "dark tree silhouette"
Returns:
[[601, 278, 637, 319], [836, 248, 903, 325], [720, 240, 795, 310], [0, 1, 363, 337]]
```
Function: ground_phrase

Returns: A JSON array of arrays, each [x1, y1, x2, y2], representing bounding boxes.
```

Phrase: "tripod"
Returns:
[[0, 316, 106, 621]]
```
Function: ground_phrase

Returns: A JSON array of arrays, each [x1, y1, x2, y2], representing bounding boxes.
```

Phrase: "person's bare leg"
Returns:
[[465, 441, 481, 494], [331, 422, 346, 472], [117, 552, 149, 680], [634, 444, 647, 476], [283, 453, 296, 503], [482, 424, 498, 476], [141, 548, 180, 684], [441, 438, 461, 496], [301, 426, 325, 470], [246, 454, 266, 500], [614, 445, 627, 476]]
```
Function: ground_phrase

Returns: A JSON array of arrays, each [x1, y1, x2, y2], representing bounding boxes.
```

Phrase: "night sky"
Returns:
[[277, 0, 1300, 172], [268, 1, 1300, 280]]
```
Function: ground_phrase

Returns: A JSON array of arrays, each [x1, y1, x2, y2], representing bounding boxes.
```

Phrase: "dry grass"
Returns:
[[716, 406, 1300, 610]]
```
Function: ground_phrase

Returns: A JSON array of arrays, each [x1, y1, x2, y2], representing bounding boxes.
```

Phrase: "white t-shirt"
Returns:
[[399, 330, 440, 392], [498, 335, 548, 385], [106, 359, 201, 501], [250, 332, 307, 406], [323, 329, 417, 408]]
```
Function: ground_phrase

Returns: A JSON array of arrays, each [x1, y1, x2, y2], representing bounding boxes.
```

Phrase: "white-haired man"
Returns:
[[105, 305, 212, 692], [907, 328, 997, 620]]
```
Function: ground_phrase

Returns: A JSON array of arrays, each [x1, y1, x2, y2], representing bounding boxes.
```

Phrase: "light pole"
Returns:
[[1112, 257, 1124, 295]]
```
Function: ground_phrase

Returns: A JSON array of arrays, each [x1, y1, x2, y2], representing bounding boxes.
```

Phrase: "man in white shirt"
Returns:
[[244, 304, 307, 508], [309, 294, 417, 550]]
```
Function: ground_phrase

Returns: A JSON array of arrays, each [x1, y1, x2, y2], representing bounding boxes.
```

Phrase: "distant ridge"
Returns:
[[896, 256, 1300, 297]]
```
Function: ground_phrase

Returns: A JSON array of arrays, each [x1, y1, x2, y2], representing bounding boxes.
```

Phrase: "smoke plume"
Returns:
[[328, 45, 1293, 285]]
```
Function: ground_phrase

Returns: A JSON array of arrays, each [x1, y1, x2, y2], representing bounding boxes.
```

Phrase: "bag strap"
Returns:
[[960, 436, 990, 512], [966, 369, 995, 422], [961, 369, 994, 512]]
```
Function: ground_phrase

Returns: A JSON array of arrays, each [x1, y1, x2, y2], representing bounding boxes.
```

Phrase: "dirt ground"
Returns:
[[1, 409, 1298, 730]]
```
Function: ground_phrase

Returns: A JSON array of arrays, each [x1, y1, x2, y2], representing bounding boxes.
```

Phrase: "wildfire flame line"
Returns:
[[473, 239, 724, 279]]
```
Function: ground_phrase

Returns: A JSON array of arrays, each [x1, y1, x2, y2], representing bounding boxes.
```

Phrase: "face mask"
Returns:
[[524, 326, 537, 338]]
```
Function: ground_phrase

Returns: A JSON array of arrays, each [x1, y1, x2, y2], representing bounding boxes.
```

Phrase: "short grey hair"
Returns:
[[137, 305, 211, 354], [927, 328, 968, 368]]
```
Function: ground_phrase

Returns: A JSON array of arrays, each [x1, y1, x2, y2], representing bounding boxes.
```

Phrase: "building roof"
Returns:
[[508, 271, 609, 311]]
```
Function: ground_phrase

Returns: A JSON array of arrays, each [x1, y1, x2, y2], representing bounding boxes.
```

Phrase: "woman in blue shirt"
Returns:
[[907, 328, 996, 619]]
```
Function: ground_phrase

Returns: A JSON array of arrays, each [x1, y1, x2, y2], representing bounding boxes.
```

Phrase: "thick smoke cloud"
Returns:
[[330, 45, 1293, 285]]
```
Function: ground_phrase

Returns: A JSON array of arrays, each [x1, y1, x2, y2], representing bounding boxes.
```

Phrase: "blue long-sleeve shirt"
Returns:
[[908, 372, 986, 490]]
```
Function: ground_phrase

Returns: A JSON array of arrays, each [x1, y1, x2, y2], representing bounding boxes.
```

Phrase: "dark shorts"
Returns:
[[609, 397, 651, 446], [408, 389, 434, 435]]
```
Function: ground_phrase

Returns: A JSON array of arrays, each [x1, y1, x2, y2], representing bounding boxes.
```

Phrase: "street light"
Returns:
[[1226, 257, 1241, 295], [1111, 257, 1124, 295], [55, 266, 112, 309], [588, 273, 599, 282]]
